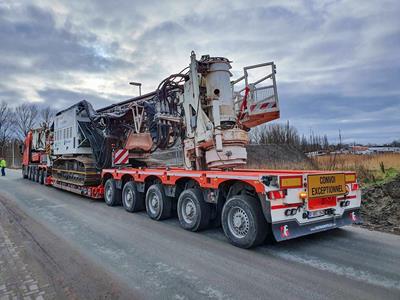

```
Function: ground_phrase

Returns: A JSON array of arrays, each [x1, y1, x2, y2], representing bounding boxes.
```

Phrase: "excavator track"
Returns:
[[52, 156, 101, 186]]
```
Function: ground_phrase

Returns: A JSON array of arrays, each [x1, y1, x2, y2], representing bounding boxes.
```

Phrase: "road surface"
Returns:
[[0, 169, 399, 299]]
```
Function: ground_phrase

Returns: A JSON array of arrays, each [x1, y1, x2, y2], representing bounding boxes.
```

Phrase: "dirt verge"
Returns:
[[360, 174, 400, 235]]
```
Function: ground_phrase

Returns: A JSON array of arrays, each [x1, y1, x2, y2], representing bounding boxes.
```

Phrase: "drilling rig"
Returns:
[[49, 51, 279, 186]]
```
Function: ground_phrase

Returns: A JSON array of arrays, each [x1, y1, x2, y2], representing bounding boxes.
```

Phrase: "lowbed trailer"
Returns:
[[24, 166, 361, 248], [21, 52, 362, 248]]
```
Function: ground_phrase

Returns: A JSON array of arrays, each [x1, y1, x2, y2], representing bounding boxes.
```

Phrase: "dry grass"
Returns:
[[245, 160, 316, 170], [246, 152, 400, 184], [312, 153, 400, 171], [311, 153, 400, 184]]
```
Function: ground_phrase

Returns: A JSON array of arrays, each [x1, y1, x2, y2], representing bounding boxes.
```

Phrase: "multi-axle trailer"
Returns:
[[22, 161, 361, 248], [21, 52, 361, 248]]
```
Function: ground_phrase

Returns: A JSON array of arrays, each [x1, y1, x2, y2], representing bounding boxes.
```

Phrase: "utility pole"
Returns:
[[129, 82, 142, 96], [339, 129, 342, 150], [12, 138, 15, 168]]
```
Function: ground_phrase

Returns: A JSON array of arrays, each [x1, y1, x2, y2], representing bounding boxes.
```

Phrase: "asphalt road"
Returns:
[[0, 169, 399, 299]]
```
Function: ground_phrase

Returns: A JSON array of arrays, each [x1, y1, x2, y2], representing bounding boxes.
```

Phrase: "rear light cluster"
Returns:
[[351, 183, 359, 191], [268, 190, 285, 200]]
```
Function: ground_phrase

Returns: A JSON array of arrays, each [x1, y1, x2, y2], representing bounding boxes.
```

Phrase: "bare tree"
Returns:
[[14, 103, 38, 140], [40, 106, 55, 128], [250, 122, 300, 146], [250, 122, 331, 152], [0, 101, 14, 156]]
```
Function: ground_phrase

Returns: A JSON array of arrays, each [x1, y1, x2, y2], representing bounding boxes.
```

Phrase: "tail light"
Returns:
[[351, 183, 359, 191], [268, 190, 285, 200]]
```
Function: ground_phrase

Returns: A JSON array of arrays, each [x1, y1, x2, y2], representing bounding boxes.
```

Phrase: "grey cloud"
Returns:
[[38, 88, 123, 110], [0, 0, 398, 143], [0, 5, 133, 73]]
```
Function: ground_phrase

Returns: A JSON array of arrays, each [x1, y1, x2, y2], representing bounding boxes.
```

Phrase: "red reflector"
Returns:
[[268, 190, 285, 200], [351, 183, 359, 191], [308, 196, 336, 210]]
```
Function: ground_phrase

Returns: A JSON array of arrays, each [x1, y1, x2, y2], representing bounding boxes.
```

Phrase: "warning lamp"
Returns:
[[352, 183, 359, 191], [299, 191, 307, 200]]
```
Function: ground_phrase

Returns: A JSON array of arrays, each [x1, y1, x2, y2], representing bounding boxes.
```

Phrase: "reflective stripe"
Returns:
[[114, 149, 129, 165], [206, 174, 259, 180], [168, 173, 201, 177]]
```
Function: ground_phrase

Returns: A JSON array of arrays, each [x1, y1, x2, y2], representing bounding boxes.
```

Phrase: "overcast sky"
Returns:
[[0, 0, 399, 144]]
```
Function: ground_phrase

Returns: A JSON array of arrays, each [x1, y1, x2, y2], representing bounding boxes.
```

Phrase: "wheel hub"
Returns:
[[106, 187, 112, 200], [126, 190, 133, 206], [228, 207, 250, 238], [185, 202, 194, 216], [149, 193, 160, 214], [182, 198, 196, 223], [233, 214, 244, 228]]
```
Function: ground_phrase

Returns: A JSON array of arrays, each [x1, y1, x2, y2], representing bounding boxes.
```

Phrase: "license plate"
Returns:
[[308, 196, 336, 210], [308, 173, 346, 198], [308, 210, 325, 218]]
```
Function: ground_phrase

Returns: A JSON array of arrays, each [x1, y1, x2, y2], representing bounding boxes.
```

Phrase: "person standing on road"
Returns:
[[0, 158, 6, 176]]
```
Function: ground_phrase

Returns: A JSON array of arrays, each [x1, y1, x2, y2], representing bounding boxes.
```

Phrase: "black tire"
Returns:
[[145, 184, 172, 220], [28, 167, 32, 180], [31, 167, 36, 181], [22, 166, 28, 179], [209, 199, 224, 228], [221, 195, 268, 248], [35, 168, 40, 183], [122, 181, 144, 212], [104, 179, 122, 206], [43, 170, 48, 184], [39, 169, 44, 184], [177, 188, 211, 231]]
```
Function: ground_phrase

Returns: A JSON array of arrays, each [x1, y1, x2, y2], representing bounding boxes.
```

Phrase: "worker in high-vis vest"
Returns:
[[0, 158, 6, 176]]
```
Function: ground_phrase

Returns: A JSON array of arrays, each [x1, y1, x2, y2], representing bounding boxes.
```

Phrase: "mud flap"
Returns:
[[272, 209, 361, 242]]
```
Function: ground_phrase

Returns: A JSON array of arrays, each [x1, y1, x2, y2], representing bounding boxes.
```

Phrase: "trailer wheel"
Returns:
[[145, 184, 172, 220], [39, 169, 44, 184], [31, 167, 36, 181], [104, 179, 122, 206], [222, 195, 268, 248], [22, 166, 28, 179], [177, 188, 211, 231], [122, 181, 144, 212], [43, 170, 48, 185], [35, 168, 40, 183]]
